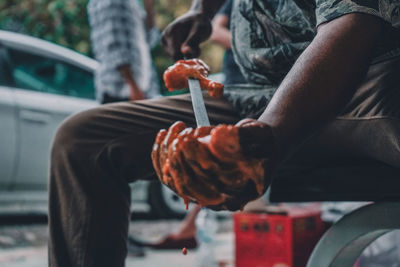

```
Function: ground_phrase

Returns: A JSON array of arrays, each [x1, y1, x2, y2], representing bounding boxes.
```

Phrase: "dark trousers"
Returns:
[[48, 56, 400, 267], [101, 93, 130, 104], [48, 94, 240, 267]]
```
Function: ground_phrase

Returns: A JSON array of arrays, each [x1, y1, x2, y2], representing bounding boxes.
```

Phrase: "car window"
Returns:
[[0, 45, 14, 87], [7, 48, 95, 100]]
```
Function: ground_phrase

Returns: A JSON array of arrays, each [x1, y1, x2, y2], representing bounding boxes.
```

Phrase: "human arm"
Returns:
[[210, 14, 231, 49], [153, 13, 384, 211], [87, 0, 146, 101], [117, 64, 145, 101], [258, 13, 383, 158], [161, 0, 226, 60], [143, 0, 155, 30], [152, 121, 277, 211]]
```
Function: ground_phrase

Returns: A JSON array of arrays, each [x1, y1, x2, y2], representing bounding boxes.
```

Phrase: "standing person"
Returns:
[[210, 0, 246, 85], [86, 0, 161, 257], [87, 0, 161, 104], [48, 1, 400, 267]]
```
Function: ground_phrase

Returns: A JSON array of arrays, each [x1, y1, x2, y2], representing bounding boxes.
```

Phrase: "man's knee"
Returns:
[[51, 108, 99, 159]]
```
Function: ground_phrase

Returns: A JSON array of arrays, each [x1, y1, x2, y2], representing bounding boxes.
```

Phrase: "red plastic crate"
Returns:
[[234, 204, 326, 267]]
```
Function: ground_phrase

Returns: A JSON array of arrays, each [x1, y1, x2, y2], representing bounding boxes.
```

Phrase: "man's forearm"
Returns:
[[211, 15, 232, 49], [117, 64, 143, 98], [258, 13, 383, 157], [189, 0, 225, 19], [118, 64, 135, 84], [143, 0, 155, 29]]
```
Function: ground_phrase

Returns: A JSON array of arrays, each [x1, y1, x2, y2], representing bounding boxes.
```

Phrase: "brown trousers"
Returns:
[[48, 94, 240, 267], [48, 56, 400, 267]]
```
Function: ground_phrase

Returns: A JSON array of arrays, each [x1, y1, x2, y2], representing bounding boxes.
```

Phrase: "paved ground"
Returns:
[[0, 217, 235, 267]]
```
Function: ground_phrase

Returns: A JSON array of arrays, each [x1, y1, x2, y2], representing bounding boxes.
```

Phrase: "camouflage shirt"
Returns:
[[225, 0, 400, 118]]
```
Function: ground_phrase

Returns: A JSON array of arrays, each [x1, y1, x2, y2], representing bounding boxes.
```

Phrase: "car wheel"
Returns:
[[148, 181, 188, 219]]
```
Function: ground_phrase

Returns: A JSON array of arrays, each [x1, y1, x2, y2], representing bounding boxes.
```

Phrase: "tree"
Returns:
[[0, 0, 223, 92], [0, 0, 91, 55]]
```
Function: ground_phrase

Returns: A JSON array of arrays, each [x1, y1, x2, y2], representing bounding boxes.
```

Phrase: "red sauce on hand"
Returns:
[[163, 59, 224, 98]]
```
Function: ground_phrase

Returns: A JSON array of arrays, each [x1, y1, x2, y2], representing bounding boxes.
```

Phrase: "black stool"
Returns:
[[268, 162, 400, 267]]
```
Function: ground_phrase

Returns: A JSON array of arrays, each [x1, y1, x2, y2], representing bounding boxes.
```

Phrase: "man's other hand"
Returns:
[[129, 82, 145, 101], [161, 11, 212, 60], [151, 120, 279, 211]]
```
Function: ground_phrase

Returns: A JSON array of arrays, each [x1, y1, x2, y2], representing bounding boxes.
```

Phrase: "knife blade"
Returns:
[[188, 78, 210, 127]]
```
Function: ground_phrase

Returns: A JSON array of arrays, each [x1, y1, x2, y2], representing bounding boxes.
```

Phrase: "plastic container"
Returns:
[[195, 208, 219, 267]]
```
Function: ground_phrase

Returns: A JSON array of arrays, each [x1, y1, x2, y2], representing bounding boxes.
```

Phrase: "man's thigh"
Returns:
[[59, 93, 241, 182], [276, 55, 400, 177]]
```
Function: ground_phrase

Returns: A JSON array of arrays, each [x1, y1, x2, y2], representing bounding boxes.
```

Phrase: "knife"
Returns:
[[188, 78, 210, 127]]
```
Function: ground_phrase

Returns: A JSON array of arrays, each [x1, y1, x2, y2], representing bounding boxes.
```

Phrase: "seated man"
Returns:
[[48, 0, 400, 266]]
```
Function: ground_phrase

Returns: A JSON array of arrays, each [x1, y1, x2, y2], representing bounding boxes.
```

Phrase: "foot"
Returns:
[[128, 234, 197, 250], [152, 235, 197, 250], [127, 240, 146, 257]]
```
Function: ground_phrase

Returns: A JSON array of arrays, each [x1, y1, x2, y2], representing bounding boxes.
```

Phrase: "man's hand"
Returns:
[[163, 59, 224, 97], [128, 81, 145, 101], [162, 11, 212, 60], [118, 64, 145, 101], [210, 14, 231, 49], [151, 120, 278, 211], [161, 0, 225, 60]]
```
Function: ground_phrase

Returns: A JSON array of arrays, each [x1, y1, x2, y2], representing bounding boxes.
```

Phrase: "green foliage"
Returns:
[[0, 0, 91, 55], [0, 0, 224, 92]]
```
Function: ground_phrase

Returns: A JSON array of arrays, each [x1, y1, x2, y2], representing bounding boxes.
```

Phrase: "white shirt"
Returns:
[[87, 0, 160, 102]]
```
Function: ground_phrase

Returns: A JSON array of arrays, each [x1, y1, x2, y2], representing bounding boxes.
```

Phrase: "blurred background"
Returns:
[[0, 0, 225, 94], [0, 1, 329, 267], [0, 1, 233, 266], [0, 0, 228, 219]]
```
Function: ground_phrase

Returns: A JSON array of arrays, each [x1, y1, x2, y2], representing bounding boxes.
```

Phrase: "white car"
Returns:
[[0, 30, 186, 217]]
